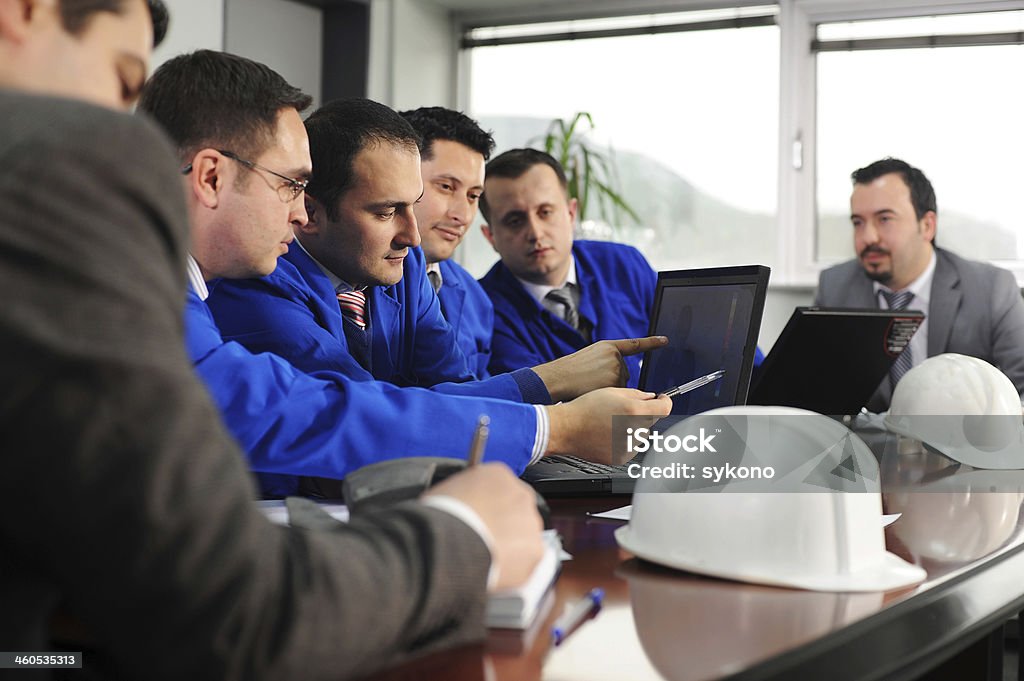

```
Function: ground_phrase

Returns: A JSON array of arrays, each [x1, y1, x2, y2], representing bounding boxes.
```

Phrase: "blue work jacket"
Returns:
[[438, 259, 494, 379], [186, 288, 539, 496], [480, 240, 658, 388], [207, 244, 549, 404]]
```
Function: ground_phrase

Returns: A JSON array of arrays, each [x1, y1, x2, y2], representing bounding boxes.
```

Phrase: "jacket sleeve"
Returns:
[[987, 267, 1024, 395], [187, 292, 539, 475], [0, 100, 491, 680], [208, 252, 532, 403]]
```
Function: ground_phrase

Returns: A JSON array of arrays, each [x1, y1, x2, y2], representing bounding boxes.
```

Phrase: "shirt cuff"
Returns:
[[421, 495, 499, 590], [510, 368, 553, 405], [531, 405, 549, 466]]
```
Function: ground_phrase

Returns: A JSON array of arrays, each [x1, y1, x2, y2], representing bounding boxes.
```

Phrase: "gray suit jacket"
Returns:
[[0, 91, 489, 680], [814, 247, 1024, 411]]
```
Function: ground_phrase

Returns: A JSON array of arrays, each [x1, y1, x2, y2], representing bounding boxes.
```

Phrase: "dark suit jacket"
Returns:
[[814, 247, 1024, 411], [0, 90, 489, 680]]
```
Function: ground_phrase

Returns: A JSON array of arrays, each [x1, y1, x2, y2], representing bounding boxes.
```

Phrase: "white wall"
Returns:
[[153, 0, 225, 69], [760, 286, 814, 353], [225, 0, 324, 108], [368, 0, 457, 109], [154, 0, 322, 107]]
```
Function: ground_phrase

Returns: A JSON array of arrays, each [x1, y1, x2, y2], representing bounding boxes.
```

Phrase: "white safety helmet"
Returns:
[[615, 406, 926, 592], [885, 468, 1024, 563], [884, 354, 1024, 469]]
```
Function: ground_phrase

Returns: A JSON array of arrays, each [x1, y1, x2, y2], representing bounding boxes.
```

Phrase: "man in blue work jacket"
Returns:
[[141, 53, 671, 497], [479, 148, 658, 387], [208, 98, 667, 405], [399, 106, 496, 379]]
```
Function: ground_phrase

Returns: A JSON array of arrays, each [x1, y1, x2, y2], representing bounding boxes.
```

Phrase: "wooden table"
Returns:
[[374, 450, 1024, 681]]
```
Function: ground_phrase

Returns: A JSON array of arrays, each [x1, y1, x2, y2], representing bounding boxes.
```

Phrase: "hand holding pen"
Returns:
[[660, 369, 726, 398]]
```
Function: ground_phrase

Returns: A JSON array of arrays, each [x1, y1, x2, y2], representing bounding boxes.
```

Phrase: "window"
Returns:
[[455, 2, 1024, 287], [460, 8, 780, 278], [815, 11, 1024, 265]]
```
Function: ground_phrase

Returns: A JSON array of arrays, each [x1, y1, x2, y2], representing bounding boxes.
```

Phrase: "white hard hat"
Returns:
[[615, 406, 926, 592], [884, 353, 1024, 469], [885, 468, 1024, 563]]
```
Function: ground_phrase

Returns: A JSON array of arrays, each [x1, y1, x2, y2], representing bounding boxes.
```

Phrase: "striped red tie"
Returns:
[[336, 290, 367, 330]]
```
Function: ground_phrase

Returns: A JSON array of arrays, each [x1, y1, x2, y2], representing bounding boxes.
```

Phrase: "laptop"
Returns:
[[522, 264, 771, 496], [747, 307, 924, 415]]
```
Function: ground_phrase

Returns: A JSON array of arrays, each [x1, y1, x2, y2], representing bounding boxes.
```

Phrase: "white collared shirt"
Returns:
[[517, 257, 579, 322], [187, 254, 209, 300], [426, 261, 443, 288], [873, 249, 936, 367]]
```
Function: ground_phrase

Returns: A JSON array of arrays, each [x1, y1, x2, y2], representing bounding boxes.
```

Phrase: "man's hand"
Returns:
[[531, 336, 669, 402], [424, 463, 544, 591], [545, 388, 672, 464]]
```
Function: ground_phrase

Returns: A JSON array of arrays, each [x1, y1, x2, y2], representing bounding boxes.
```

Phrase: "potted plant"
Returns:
[[536, 111, 640, 231]]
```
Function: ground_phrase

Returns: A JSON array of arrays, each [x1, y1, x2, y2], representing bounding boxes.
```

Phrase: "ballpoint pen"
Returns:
[[552, 587, 604, 646], [661, 369, 726, 398], [467, 414, 490, 467]]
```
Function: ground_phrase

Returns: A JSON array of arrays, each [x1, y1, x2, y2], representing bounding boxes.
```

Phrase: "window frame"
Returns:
[[454, 0, 1024, 286]]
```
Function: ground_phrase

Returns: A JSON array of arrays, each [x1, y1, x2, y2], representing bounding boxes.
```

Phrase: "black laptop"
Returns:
[[748, 307, 924, 415], [522, 265, 771, 496]]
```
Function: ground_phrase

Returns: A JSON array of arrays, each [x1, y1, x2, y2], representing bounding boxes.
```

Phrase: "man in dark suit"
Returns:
[[0, 2, 544, 679], [815, 157, 1024, 411]]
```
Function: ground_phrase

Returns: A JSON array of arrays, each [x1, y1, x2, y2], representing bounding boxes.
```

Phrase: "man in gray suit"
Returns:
[[0, 1, 543, 679], [815, 157, 1024, 411]]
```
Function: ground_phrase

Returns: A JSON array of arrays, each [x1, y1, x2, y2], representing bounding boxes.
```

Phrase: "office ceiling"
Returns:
[[432, 0, 558, 8]]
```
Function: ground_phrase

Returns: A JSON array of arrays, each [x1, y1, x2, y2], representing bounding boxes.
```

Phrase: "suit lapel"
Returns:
[[369, 286, 400, 376], [851, 273, 878, 308], [927, 249, 960, 356], [439, 277, 466, 330], [574, 250, 600, 331]]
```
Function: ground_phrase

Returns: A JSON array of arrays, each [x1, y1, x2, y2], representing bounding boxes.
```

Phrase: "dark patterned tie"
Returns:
[[427, 270, 442, 294], [881, 289, 914, 388], [337, 289, 367, 330], [545, 286, 578, 330]]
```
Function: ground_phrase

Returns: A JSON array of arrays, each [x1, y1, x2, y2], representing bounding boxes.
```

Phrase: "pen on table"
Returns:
[[467, 414, 490, 467], [661, 369, 726, 398], [552, 587, 604, 646]]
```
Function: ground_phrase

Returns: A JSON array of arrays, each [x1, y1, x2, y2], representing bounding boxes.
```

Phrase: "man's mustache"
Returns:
[[860, 245, 890, 258]]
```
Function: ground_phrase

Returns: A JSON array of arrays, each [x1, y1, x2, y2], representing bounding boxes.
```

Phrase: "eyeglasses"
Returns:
[[180, 150, 308, 203]]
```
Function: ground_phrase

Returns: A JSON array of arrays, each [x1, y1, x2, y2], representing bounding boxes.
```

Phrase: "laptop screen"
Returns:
[[638, 265, 770, 416], [748, 307, 925, 415]]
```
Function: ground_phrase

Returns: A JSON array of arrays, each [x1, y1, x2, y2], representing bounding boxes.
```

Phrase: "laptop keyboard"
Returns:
[[544, 455, 630, 475]]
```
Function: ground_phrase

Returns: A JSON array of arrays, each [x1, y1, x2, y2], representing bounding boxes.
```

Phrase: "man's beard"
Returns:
[[864, 268, 893, 284], [860, 246, 893, 284]]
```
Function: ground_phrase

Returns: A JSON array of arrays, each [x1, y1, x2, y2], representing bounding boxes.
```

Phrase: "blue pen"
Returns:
[[552, 588, 604, 646]]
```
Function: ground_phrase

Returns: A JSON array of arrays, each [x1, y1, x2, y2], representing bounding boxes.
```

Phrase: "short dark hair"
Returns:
[[59, 0, 169, 48], [398, 107, 495, 162], [480, 148, 567, 223], [852, 157, 937, 220], [305, 98, 421, 221], [138, 50, 312, 164]]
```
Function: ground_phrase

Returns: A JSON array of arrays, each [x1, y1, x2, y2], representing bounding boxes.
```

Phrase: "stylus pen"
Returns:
[[552, 588, 604, 646], [660, 369, 726, 398], [467, 414, 490, 467]]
